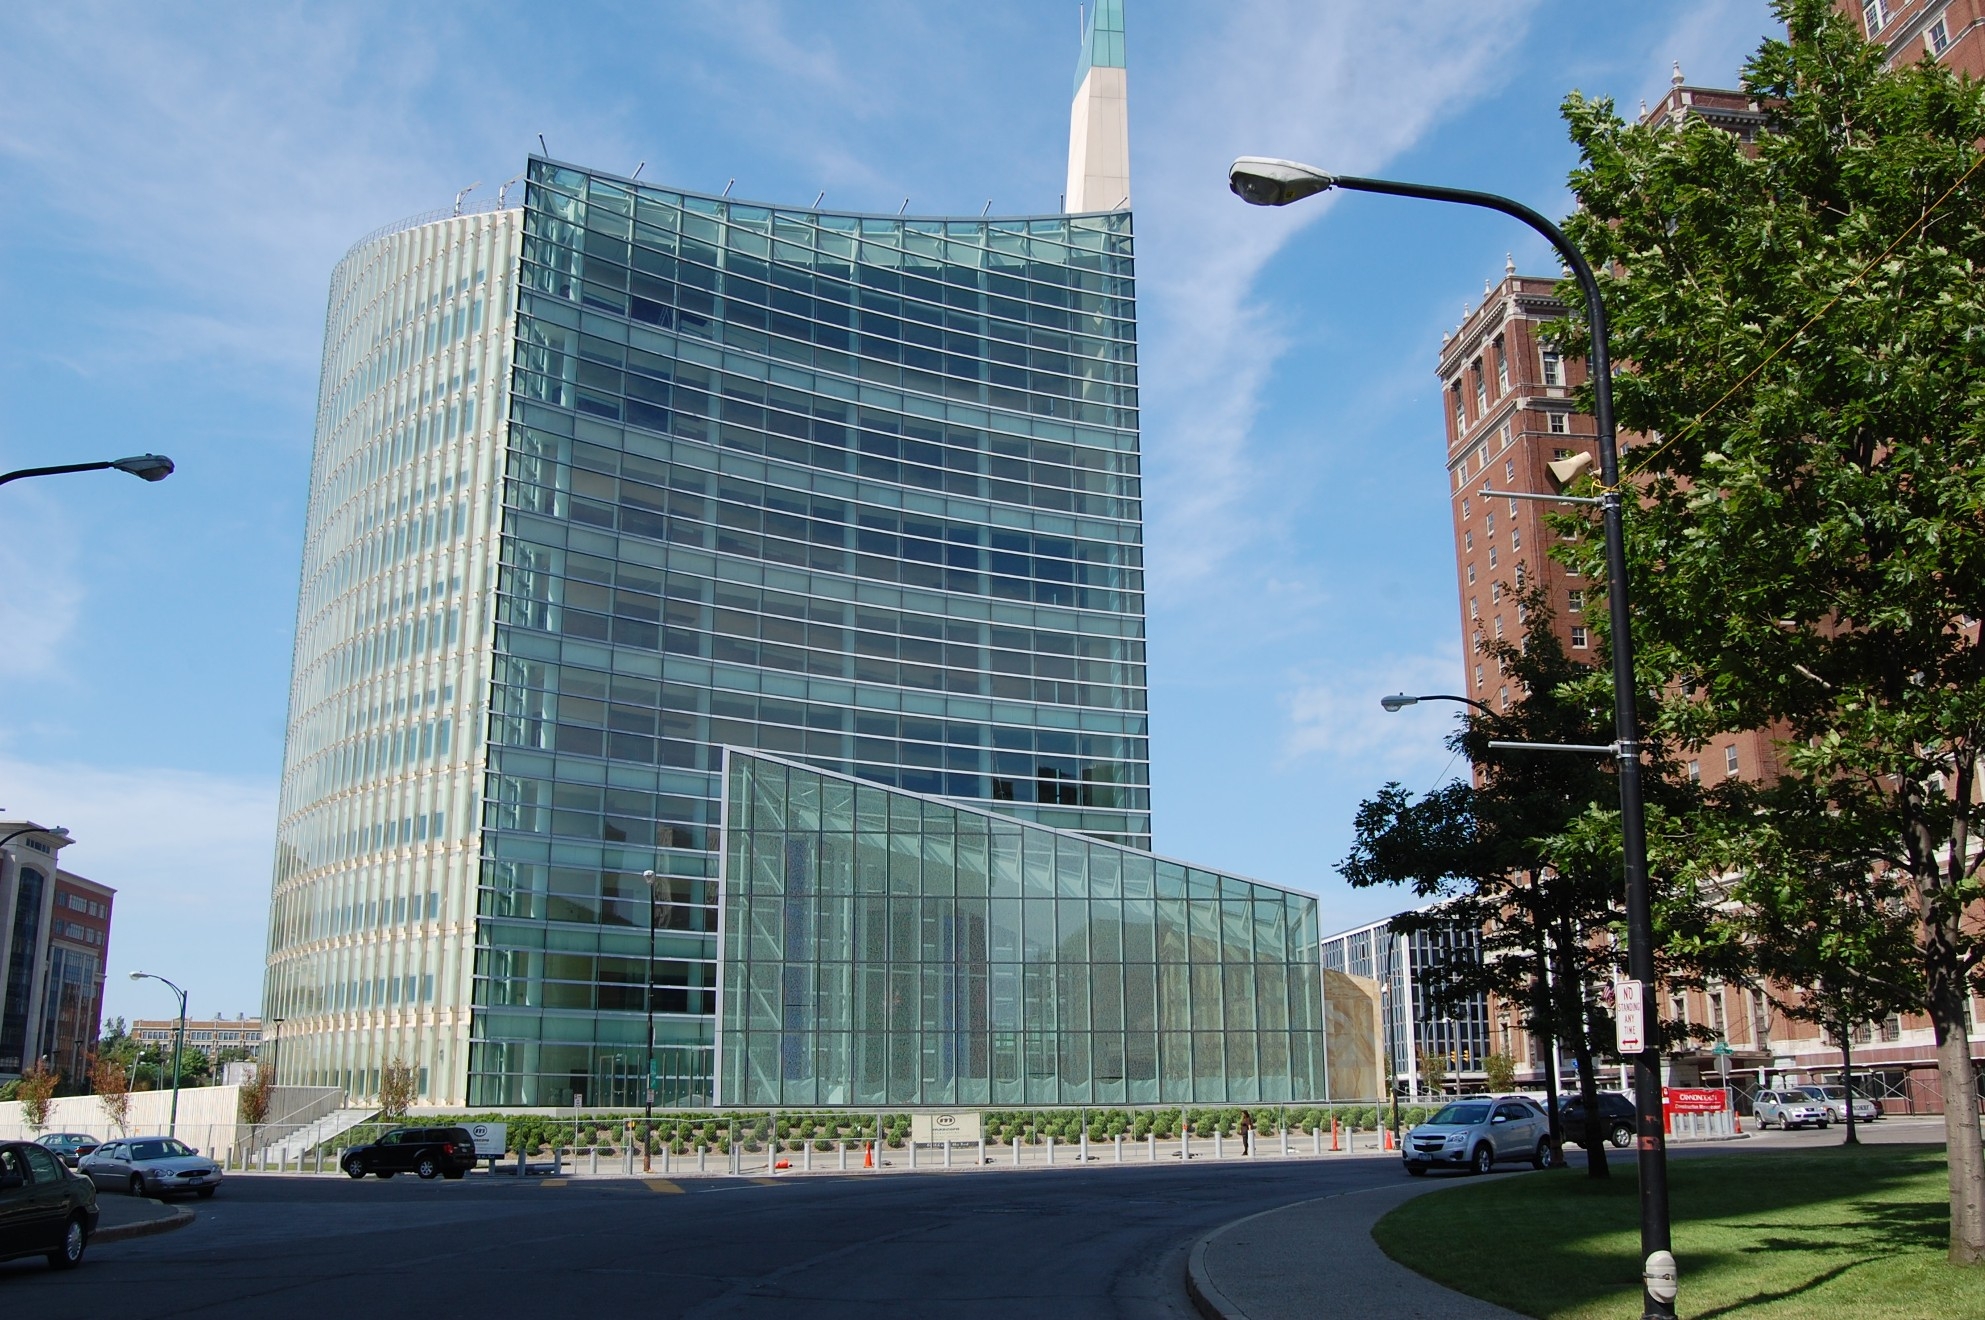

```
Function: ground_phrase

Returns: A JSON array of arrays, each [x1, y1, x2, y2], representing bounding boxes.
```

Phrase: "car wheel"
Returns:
[[1405, 1164, 1427, 1177], [416, 1156, 439, 1180], [1533, 1138, 1557, 1170], [46, 1214, 88, 1270], [1608, 1123, 1634, 1149], [196, 1187, 216, 1199], [1816, 1119, 1829, 1129], [344, 1157, 367, 1179], [128, 1174, 146, 1198], [1469, 1144, 1494, 1176]]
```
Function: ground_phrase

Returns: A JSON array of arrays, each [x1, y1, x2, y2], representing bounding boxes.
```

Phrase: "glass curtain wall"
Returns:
[[470, 160, 1151, 1106], [721, 750, 1326, 1108], [263, 207, 521, 1104]]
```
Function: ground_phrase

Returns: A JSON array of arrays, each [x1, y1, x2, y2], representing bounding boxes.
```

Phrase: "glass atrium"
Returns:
[[721, 751, 1327, 1108]]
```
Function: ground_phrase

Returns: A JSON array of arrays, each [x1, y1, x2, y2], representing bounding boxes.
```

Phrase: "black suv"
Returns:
[[341, 1127, 478, 1180], [1558, 1092, 1638, 1149]]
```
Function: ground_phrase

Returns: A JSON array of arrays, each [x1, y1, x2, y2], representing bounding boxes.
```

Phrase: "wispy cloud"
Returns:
[[1281, 646, 1468, 780], [0, 753, 276, 1023], [0, 488, 82, 679], [1132, 0, 1541, 598]]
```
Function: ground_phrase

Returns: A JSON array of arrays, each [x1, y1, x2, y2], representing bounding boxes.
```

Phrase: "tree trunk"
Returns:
[[1839, 1023, 1859, 1147], [1928, 942, 1985, 1263], [1555, 927, 1607, 1179]]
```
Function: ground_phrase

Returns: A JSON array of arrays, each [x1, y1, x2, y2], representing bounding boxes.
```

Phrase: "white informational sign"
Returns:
[[910, 1112, 983, 1144], [467, 1122, 507, 1157], [1616, 978, 1646, 1055]]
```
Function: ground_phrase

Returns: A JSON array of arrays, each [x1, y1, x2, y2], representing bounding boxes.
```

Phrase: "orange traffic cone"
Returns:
[[1383, 1127, 1395, 1151], [864, 1141, 874, 1168], [1330, 1116, 1340, 1151]]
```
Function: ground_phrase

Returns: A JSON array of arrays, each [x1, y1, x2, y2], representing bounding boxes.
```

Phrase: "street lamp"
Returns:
[[268, 1017, 285, 1089], [129, 971, 189, 1138], [1380, 692, 1492, 714], [1232, 156, 1676, 1320], [640, 869, 660, 1173], [1, 454, 175, 488]]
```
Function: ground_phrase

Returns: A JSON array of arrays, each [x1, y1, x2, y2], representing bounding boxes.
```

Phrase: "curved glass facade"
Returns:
[[720, 750, 1326, 1107], [264, 208, 521, 1104], [469, 161, 1150, 1106]]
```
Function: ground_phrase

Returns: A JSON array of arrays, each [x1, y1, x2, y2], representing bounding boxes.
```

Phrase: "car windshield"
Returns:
[[1429, 1103, 1492, 1126], [1800, 1086, 1839, 1099], [130, 1139, 195, 1161]]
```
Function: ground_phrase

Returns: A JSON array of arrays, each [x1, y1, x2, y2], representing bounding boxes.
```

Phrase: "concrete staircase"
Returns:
[[258, 1106, 380, 1164]]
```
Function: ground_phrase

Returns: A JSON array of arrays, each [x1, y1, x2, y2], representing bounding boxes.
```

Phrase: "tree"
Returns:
[[16, 1060, 58, 1134], [91, 1054, 131, 1137], [1671, 778, 1922, 1147], [1556, 0, 1985, 1260], [238, 1066, 273, 1127], [1483, 1051, 1518, 1093], [1417, 1048, 1448, 1098], [1340, 600, 1691, 1177], [379, 1059, 417, 1117]]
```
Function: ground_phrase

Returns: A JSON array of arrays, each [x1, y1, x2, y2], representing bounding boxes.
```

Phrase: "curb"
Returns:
[[95, 1202, 196, 1245], [1183, 1190, 1371, 1320]]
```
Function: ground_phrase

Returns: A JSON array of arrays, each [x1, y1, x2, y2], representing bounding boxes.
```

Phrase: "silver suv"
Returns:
[[1753, 1089, 1831, 1130], [1403, 1096, 1554, 1176], [1796, 1084, 1879, 1123]]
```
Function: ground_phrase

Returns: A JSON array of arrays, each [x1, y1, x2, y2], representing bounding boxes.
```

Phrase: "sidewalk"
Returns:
[[1186, 1179, 1525, 1320], [95, 1194, 195, 1245]]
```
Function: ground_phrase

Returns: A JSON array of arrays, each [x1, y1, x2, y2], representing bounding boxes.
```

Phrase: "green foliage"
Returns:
[[1483, 1052, 1518, 1094], [378, 1059, 417, 1117], [1554, 0, 1985, 1255]]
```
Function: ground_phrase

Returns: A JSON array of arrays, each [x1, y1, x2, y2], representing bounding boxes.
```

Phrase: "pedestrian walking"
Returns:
[[1238, 1109, 1253, 1155]]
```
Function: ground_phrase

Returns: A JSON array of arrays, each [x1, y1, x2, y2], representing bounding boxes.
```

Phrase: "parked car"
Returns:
[[1752, 1089, 1831, 1130], [1796, 1084, 1880, 1123], [78, 1136, 223, 1198], [1557, 1091, 1638, 1149], [0, 1140, 99, 1269], [340, 1126, 478, 1181], [34, 1132, 102, 1168], [1402, 1096, 1555, 1176]]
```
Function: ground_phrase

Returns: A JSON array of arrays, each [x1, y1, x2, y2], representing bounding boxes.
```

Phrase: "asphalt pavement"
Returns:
[[3, 1151, 1409, 1319]]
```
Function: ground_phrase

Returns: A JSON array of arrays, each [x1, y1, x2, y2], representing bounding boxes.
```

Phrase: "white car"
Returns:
[[1752, 1089, 1830, 1130], [1796, 1084, 1880, 1123], [78, 1136, 222, 1199]]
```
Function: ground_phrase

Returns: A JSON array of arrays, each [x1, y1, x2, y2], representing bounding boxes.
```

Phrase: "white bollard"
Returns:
[[1080, 1131, 1089, 1164], [1046, 1136, 1054, 1166], [1013, 1138, 1021, 1168], [839, 1142, 848, 1171], [1148, 1132, 1157, 1162], [698, 1145, 707, 1174], [1280, 1128, 1288, 1157], [804, 1143, 812, 1173], [590, 1146, 598, 1175], [1115, 1134, 1123, 1164], [977, 1138, 985, 1166], [1215, 1131, 1223, 1160], [909, 1141, 917, 1170], [1313, 1126, 1321, 1157]]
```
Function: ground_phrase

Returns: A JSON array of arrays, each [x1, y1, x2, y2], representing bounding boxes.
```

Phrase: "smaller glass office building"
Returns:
[[720, 750, 1326, 1107]]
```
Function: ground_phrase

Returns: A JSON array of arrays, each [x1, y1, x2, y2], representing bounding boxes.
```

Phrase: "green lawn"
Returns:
[[1372, 1145, 1983, 1318]]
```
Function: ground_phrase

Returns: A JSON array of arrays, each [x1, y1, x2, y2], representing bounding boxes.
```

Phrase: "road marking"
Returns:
[[644, 1179, 683, 1194], [751, 1177, 779, 1187], [542, 1178, 567, 1187]]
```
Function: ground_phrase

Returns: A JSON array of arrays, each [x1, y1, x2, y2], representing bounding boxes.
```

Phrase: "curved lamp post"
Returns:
[[1, 454, 175, 488], [1232, 156, 1674, 1320], [1380, 692, 1492, 715], [129, 971, 189, 1138]]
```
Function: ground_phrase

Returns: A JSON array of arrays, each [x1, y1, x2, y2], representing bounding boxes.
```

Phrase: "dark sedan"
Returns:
[[1558, 1091, 1638, 1149], [0, 1140, 99, 1270], [35, 1132, 101, 1167]]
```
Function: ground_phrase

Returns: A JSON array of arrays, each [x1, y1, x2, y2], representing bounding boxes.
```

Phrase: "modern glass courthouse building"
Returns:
[[263, 1, 1331, 1107]]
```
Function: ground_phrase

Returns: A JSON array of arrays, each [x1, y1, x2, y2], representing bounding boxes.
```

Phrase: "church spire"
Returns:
[[1065, 2, 1130, 212]]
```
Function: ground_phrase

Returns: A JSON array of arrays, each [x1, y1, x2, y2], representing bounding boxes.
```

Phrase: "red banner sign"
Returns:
[[1662, 1087, 1728, 1114]]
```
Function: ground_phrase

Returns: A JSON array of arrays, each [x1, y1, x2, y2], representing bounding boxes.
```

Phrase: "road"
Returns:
[[5, 1117, 1950, 1318], [3, 1151, 1407, 1319]]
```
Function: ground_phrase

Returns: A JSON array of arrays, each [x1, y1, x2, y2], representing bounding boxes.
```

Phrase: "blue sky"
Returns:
[[0, 0, 1778, 1030]]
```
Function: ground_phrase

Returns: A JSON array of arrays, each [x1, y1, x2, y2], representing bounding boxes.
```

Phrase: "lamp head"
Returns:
[[1380, 694, 1418, 713], [1228, 157, 1336, 207], [110, 454, 175, 482], [128, 971, 146, 981]]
